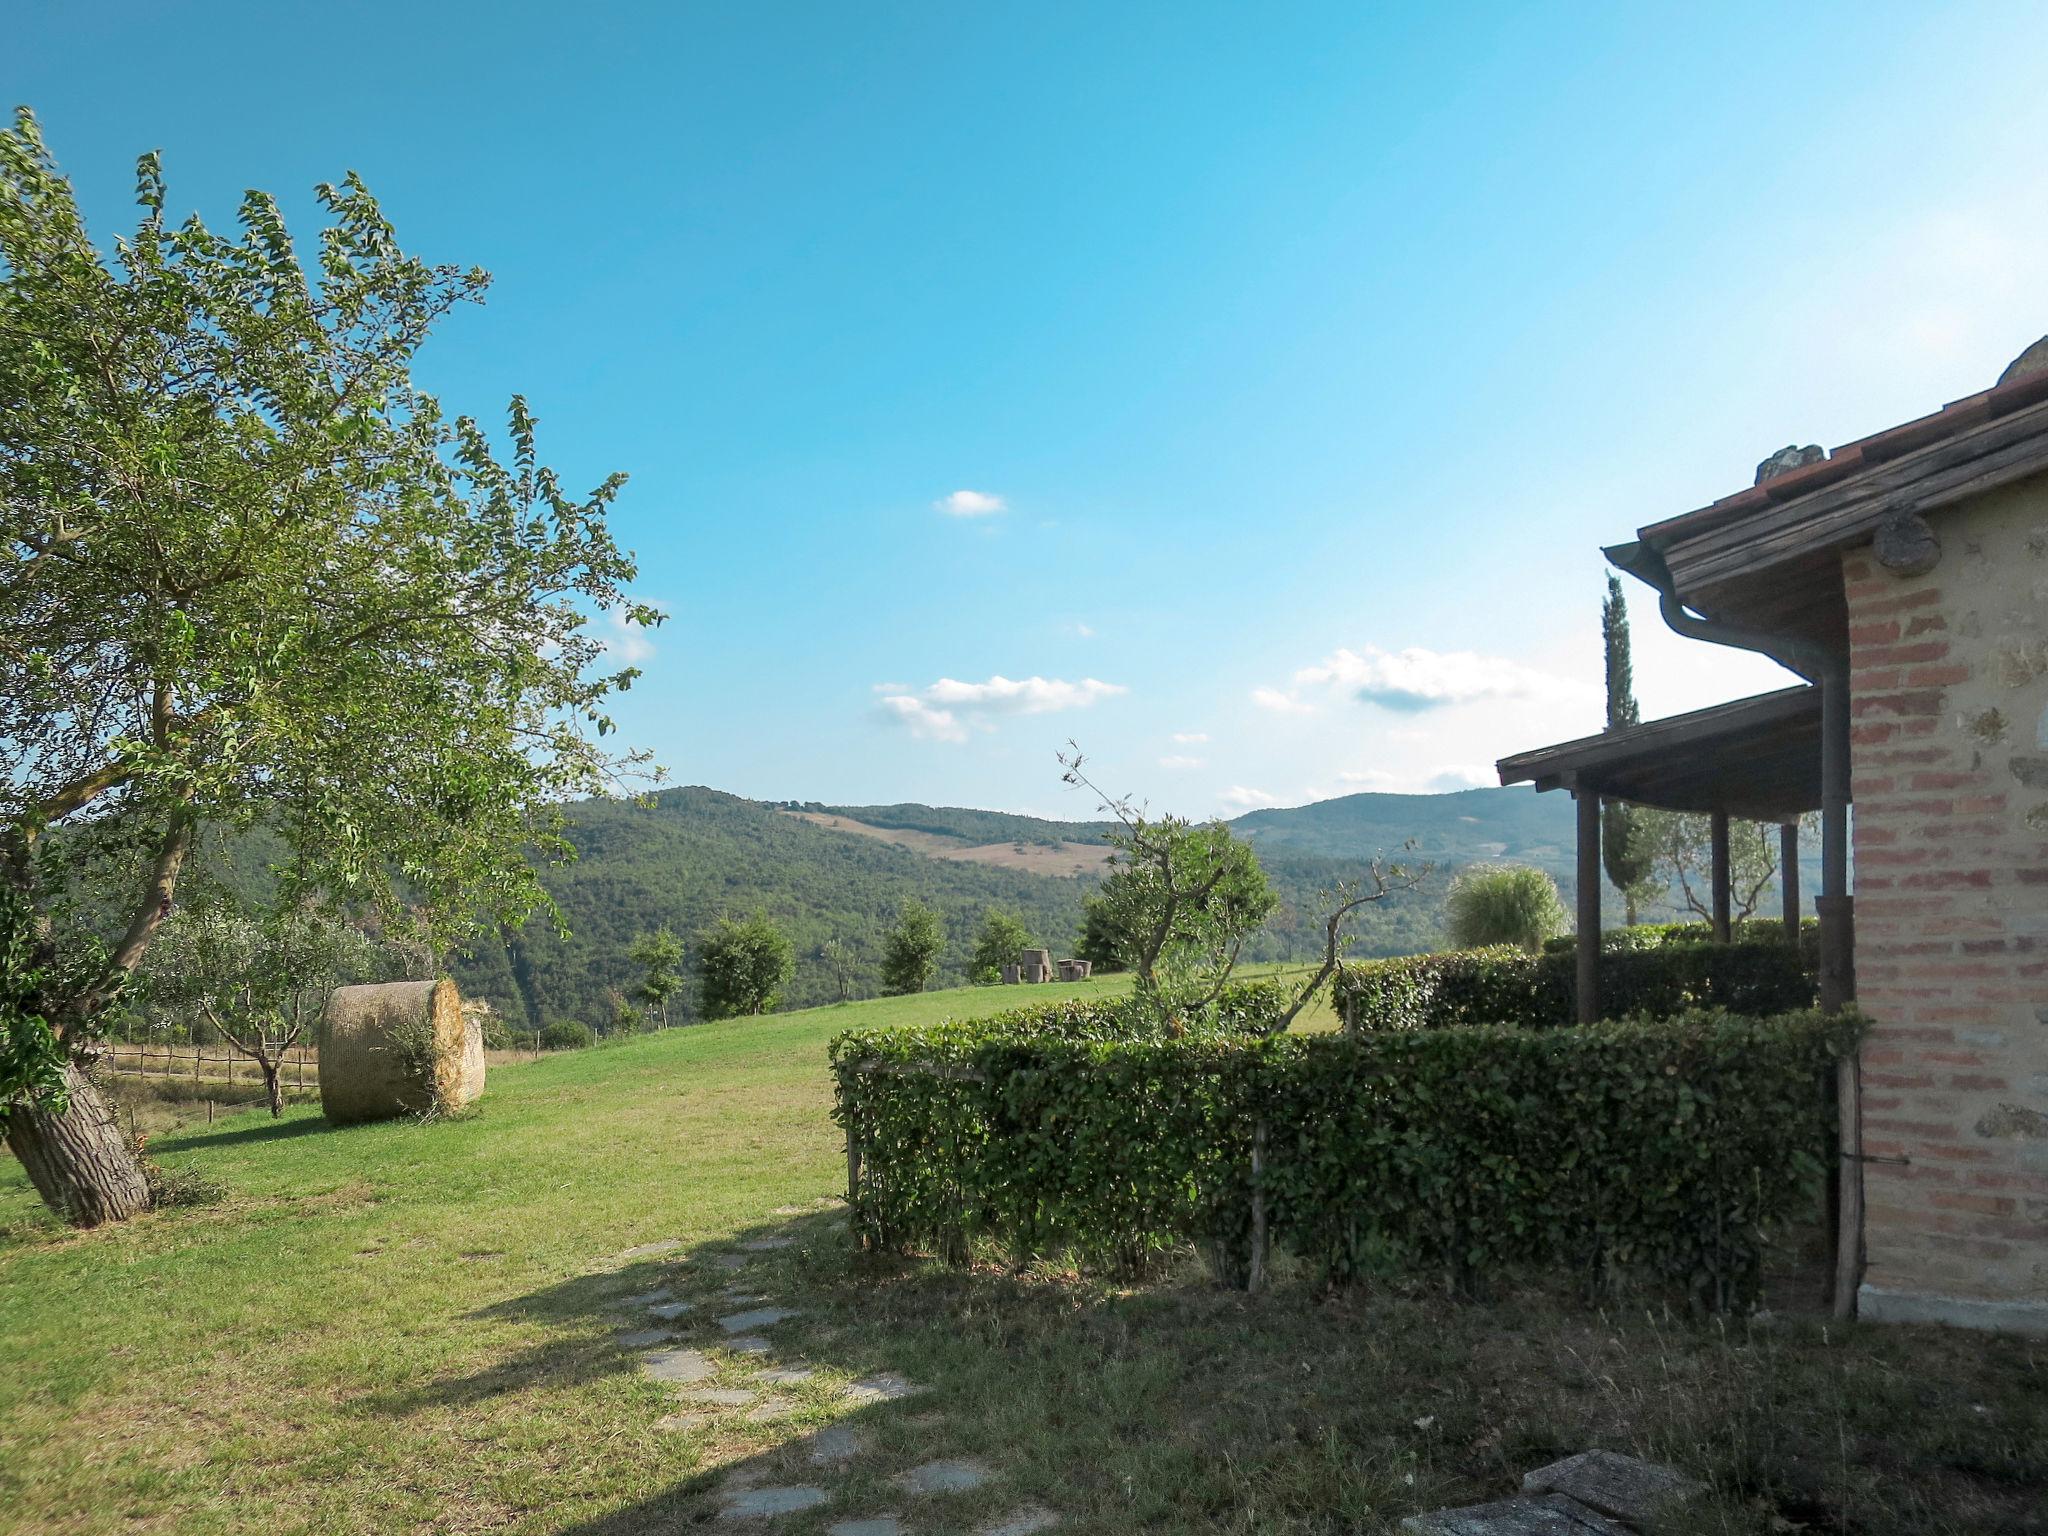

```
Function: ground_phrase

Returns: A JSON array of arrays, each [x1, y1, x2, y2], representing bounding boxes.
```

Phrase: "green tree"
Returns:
[[1646, 814, 1791, 925], [1600, 576, 1663, 923], [141, 896, 389, 1115], [1072, 897, 1130, 972], [0, 113, 656, 1225], [880, 898, 946, 995], [818, 937, 861, 1003], [1444, 865, 1567, 952], [695, 912, 795, 1019], [1059, 748, 1278, 1021], [629, 925, 686, 1027], [968, 909, 1034, 984]]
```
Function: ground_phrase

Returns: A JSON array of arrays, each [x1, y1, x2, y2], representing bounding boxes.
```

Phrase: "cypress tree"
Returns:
[[1601, 576, 1660, 922]]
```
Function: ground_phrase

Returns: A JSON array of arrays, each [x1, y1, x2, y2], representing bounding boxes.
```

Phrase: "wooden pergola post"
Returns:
[[1710, 809, 1732, 942], [1780, 821, 1801, 934], [1575, 787, 1601, 1024]]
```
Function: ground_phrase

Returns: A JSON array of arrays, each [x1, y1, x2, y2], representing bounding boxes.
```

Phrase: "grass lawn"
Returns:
[[2, 973, 2042, 1535]]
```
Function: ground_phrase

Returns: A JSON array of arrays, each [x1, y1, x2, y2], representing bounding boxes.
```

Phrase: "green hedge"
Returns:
[[831, 1008, 1855, 1309], [1541, 917, 1819, 961], [1332, 938, 1816, 1032]]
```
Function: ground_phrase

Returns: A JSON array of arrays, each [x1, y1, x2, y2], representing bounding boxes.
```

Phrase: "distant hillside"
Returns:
[[446, 785, 1608, 1030], [1229, 786, 1575, 866]]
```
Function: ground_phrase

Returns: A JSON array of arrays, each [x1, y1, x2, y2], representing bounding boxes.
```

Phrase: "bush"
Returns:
[[1541, 917, 1820, 964], [695, 911, 796, 1019], [1332, 938, 1816, 1032], [969, 909, 1035, 985], [1443, 864, 1568, 952], [539, 1019, 594, 1050], [832, 1008, 1856, 1308]]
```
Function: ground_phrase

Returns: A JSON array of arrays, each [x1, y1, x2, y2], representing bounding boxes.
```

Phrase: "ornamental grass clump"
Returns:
[[1443, 864, 1568, 952]]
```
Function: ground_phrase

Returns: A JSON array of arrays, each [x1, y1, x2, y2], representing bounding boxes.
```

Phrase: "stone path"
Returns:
[[607, 1213, 1063, 1531], [1401, 1450, 1703, 1535]]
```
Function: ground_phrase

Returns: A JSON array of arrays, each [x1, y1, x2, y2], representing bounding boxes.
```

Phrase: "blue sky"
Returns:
[[13, 3, 2048, 818]]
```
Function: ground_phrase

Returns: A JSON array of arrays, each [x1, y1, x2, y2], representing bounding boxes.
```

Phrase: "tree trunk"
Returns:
[[5, 1059, 151, 1226], [263, 1059, 283, 1117]]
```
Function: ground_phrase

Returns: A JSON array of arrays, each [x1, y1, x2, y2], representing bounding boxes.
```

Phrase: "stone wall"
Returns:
[[1844, 472, 2048, 1331]]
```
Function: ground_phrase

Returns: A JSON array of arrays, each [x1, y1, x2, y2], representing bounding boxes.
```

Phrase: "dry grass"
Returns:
[[780, 809, 1113, 877]]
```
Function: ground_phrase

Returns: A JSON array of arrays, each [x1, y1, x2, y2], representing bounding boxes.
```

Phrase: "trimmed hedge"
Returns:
[[1332, 939, 1816, 1033], [1540, 917, 1819, 961], [831, 1008, 1856, 1309]]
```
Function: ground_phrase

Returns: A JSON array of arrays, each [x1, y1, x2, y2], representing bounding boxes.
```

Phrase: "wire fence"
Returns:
[[100, 1042, 320, 1091]]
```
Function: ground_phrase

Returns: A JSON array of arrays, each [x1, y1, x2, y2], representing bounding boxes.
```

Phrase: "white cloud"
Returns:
[[1172, 731, 1210, 744], [1251, 685, 1317, 715], [874, 673, 1127, 744], [598, 607, 662, 665], [1426, 764, 1496, 792], [1337, 767, 1400, 787], [1071, 620, 1096, 639], [1220, 785, 1282, 809], [1159, 754, 1206, 770], [1257, 645, 1594, 715], [877, 694, 966, 743], [934, 489, 1007, 517]]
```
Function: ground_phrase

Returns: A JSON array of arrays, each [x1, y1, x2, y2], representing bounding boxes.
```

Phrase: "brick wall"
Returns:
[[1845, 475, 2048, 1325]]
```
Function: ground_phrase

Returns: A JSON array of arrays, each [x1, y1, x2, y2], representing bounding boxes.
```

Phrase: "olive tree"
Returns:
[[0, 112, 658, 1224], [140, 899, 390, 1116], [1059, 746, 1277, 1022]]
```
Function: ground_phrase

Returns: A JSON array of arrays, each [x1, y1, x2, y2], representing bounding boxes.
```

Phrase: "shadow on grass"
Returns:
[[345, 1205, 2048, 1536], [149, 1114, 333, 1154]]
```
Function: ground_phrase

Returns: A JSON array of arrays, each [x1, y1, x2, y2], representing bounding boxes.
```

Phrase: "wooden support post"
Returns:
[[1575, 788, 1601, 1024], [1818, 657, 1860, 1320], [1780, 821, 1801, 935], [1710, 810, 1732, 942]]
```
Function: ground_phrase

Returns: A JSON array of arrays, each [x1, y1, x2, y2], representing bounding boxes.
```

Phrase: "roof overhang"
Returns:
[[1612, 370, 2048, 650], [1497, 685, 1822, 821]]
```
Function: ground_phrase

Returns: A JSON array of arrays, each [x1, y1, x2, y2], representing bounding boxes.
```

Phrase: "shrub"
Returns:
[[1443, 865, 1568, 952], [881, 898, 946, 995], [832, 1008, 1856, 1309], [968, 909, 1035, 984], [1541, 917, 1819, 965], [695, 911, 796, 1018], [539, 1019, 594, 1050], [1332, 939, 1816, 1032]]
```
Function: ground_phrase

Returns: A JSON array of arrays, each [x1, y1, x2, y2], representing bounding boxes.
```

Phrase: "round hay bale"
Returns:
[[318, 978, 485, 1125]]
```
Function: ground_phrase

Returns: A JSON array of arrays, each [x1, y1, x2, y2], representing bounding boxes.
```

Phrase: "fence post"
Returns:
[[1247, 1118, 1270, 1294]]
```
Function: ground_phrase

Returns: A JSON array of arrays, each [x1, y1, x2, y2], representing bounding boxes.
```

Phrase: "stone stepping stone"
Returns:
[[827, 1519, 905, 1536], [979, 1509, 1059, 1536], [657, 1412, 709, 1433], [898, 1458, 993, 1495], [720, 1486, 828, 1520], [617, 1239, 684, 1260], [720, 1307, 801, 1333], [616, 1328, 674, 1349], [799, 1424, 865, 1465], [682, 1387, 759, 1408], [757, 1366, 815, 1386], [641, 1348, 716, 1385], [742, 1236, 796, 1251], [1521, 1451, 1705, 1527], [747, 1399, 797, 1423], [648, 1301, 693, 1321], [709, 1253, 752, 1271], [726, 1335, 774, 1355], [623, 1288, 674, 1306], [843, 1373, 922, 1405], [1399, 1494, 1629, 1534]]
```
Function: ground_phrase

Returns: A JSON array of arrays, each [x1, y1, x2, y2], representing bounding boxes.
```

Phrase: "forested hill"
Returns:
[[450, 784, 1585, 1031]]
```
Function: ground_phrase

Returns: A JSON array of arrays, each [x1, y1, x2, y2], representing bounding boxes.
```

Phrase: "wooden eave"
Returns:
[[1496, 686, 1823, 821], [1636, 374, 2048, 624]]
